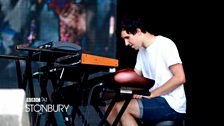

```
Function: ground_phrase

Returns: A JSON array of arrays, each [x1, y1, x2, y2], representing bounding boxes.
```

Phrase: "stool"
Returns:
[[141, 120, 185, 126], [155, 120, 184, 126]]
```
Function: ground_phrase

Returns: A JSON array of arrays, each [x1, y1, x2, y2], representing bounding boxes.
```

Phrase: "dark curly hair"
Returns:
[[120, 15, 147, 35]]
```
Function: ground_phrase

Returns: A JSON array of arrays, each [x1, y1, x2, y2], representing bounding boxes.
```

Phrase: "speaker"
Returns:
[[0, 89, 30, 126]]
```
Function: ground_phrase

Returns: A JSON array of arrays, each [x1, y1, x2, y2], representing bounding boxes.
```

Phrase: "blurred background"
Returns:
[[0, 0, 117, 87]]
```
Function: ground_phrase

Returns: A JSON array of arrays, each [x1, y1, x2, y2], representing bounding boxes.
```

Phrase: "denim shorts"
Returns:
[[136, 96, 186, 122]]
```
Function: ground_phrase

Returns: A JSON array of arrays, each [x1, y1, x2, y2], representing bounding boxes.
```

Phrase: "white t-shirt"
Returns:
[[135, 35, 186, 113]]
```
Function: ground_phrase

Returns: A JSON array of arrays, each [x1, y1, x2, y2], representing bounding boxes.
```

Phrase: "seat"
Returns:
[[154, 120, 185, 126], [140, 120, 185, 126]]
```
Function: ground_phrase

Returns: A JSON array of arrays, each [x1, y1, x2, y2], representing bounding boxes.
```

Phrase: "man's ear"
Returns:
[[136, 28, 142, 35]]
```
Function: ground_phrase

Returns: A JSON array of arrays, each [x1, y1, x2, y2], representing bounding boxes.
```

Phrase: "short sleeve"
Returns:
[[162, 40, 182, 67]]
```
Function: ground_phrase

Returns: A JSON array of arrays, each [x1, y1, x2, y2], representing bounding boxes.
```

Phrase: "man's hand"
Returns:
[[133, 94, 151, 99], [133, 94, 143, 99]]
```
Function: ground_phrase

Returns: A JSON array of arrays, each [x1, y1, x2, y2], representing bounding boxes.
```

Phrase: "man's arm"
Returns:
[[143, 63, 186, 99], [134, 68, 142, 76]]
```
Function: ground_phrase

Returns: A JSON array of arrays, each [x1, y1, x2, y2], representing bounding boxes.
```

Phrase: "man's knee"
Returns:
[[105, 101, 124, 114], [114, 101, 125, 113]]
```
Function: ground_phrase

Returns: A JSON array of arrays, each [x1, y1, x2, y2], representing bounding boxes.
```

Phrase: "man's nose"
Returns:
[[125, 41, 129, 46]]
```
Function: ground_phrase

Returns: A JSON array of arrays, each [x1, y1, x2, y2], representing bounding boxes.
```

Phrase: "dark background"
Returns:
[[117, 0, 224, 126], [117, 0, 223, 126]]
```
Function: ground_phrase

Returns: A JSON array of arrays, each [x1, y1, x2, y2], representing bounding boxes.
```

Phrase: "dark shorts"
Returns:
[[136, 97, 186, 122]]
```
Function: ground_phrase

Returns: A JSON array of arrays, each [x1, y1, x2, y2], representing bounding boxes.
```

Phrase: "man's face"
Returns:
[[121, 30, 141, 50]]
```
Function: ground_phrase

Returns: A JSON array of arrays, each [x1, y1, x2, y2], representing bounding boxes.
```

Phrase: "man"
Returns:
[[106, 16, 186, 126]]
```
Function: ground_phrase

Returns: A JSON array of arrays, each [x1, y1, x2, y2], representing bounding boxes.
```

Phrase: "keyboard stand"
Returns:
[[97, 68, 154, 126]]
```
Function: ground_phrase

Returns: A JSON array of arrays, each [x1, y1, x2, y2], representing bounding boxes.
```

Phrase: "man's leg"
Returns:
[[106, 99, 141, 126]]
